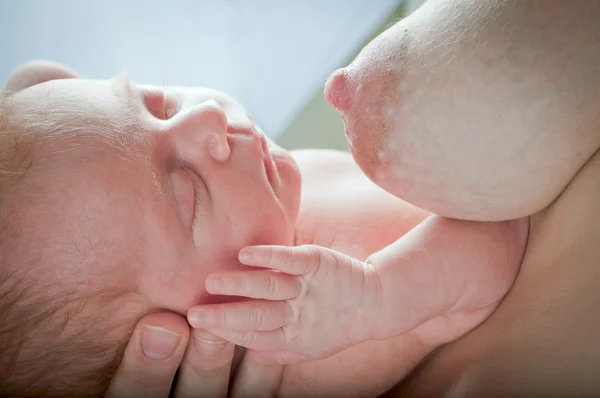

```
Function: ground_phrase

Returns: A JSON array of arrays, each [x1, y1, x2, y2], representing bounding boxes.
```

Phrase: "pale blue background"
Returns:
[[0, 0, 402, 138]]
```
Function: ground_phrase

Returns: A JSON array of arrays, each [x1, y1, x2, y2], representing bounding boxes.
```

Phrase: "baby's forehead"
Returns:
[[11, 76, 126, 115], [6, 77, 139, 144]]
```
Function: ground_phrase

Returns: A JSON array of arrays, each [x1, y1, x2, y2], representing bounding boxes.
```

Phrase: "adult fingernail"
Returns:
[[193, 329, 228, 357], [141, 325, 181, 360]]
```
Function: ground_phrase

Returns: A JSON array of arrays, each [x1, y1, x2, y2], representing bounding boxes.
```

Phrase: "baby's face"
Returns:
[[7, 73, 301, 315]]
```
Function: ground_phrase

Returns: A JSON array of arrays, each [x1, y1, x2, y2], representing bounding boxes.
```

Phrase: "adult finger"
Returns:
[[173, 329, 235, 398], [231, 350, 284, 398], [106, 312, 189, 398]]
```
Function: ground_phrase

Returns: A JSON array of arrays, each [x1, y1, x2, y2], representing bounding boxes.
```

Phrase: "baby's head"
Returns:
[[0, 61, 302, 397]]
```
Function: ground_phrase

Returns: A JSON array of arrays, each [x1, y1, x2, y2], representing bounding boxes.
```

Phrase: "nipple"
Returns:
[[324, 67, 352, 113]]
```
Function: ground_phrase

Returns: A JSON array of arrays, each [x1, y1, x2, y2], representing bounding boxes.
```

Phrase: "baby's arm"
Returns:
[[187, 216, 528, 363], [367, 216, 528, 346]]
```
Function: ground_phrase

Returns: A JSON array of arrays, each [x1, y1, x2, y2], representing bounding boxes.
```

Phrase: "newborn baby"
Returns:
[[1, 60, 437, 397], [0, 61, 302, 397], [187, 0, 599, 365]]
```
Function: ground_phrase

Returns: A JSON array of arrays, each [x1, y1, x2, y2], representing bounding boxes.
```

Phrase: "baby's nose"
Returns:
[[167, 99, 231, 163], [324, 67, 352, 113]]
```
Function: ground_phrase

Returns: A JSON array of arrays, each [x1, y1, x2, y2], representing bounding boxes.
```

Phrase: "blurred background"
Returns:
[[0, 0, 425, 151]]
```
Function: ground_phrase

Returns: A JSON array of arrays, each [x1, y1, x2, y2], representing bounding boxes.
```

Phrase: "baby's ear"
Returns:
[[3, 60, 81, 93]]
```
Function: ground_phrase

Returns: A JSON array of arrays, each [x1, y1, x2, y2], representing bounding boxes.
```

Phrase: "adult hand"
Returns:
[[106, 311, 235, 398]]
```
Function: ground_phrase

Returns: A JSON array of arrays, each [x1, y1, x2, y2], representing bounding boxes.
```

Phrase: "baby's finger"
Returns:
[[188, 300, 295, 331], [206, 270, 302, 300], [238, 245, 325, 275], [206, 328, 287, 352]]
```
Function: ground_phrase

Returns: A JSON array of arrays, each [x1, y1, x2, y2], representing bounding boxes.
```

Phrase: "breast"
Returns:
[[391, 148, 600, 397]]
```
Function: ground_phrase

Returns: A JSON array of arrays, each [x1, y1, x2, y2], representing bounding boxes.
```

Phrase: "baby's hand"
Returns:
[[187, 245, 382, 364]]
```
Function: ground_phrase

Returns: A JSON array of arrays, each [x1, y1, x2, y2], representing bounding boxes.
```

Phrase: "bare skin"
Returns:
[[320, 0, 600, 396], [2, 61, 434, 397], [278, 150, 477, 397], [276, 150, 434, 396], [249, 0, 600, 395], [186, 0, 546, 373], [104, 145, 522, 398], [107, 0, 600, 395], [189, 196, 526, 366], [0, 60, 300, 397], [113, 148, 450, 398], [394, 145, 600, 397], [105, 131, 600, 397], [185, 149, 523, 397], [12, 2, 598, 387], [326, 0, 600, 221]]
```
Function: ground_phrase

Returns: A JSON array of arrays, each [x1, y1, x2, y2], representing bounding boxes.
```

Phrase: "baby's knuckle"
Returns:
[[287, 300, 301, 323], [327, 250, 341, 270], [219, 310, 228, 327], [294, 278, 309, 301], [242, 331, 256, 347], [283, 326, 302, 347], [282, 247, 295, 268], [266, 274, 277, 297], [239, 278, 249, 295], [251, 308, 265, 329], [304, 245, 321, 267], [266, 246, 275, 264]]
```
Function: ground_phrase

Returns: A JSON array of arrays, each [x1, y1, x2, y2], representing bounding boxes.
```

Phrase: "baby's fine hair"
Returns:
[[0, 91, 140, 398]]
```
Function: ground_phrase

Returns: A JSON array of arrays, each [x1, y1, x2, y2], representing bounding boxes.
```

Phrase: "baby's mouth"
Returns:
[[228, 123, 277, 188], [258, 131, 277, 188]]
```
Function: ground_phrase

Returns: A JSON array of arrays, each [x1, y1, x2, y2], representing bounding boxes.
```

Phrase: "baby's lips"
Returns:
[[324, 67, 352, 113]]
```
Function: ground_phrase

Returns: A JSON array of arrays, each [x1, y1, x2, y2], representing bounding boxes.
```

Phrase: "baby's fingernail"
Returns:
[[189, 310, 205, 326], [209, 277, 224, 292], [188, 310, 217, 327], [141, 325, 181, 360], [238, 250, 254, 263], [193, 329, 228, 357]]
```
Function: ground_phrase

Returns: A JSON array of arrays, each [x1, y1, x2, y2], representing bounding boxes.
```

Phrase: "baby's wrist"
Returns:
[[354, 260, 387, 342]]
